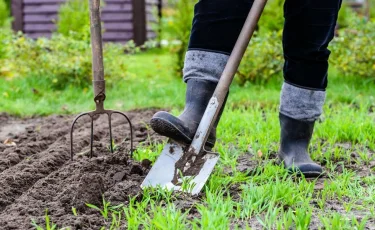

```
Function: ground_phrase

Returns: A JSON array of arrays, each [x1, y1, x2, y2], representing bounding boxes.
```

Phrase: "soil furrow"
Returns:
[[0, 115, 94, 173], [0, 109, 163, 229]]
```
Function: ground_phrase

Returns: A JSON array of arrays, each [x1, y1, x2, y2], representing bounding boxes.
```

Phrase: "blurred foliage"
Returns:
[[338, 2, 358, 28], [0, 0, 137, 90], [237, 31, 284, 85], [0, 0, 8, 27], [258, 0, 360, 32], [159, 0, 195, 77], [330, 17, 375, 80], [0, 0, 373, 88], [56, 0, 91, 41], [0, 28, 135, 89], [258, 0, 284, 33], [160, 0, 286, 80]]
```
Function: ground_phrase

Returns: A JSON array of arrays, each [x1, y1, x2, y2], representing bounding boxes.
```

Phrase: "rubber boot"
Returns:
[[150, 79, 225, 149], [279, 113, 323, 177]]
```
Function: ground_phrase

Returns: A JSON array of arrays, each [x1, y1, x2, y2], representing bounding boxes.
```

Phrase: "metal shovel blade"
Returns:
[[141, 0, 268, 196], [141, 141, 219, 195]]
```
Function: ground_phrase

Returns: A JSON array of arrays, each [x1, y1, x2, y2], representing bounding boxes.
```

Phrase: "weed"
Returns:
[[31, 209, 57, 230], [71, 207, 78, 216]]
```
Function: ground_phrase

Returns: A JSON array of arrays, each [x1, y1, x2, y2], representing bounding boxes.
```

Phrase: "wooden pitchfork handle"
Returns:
[[90, 0, 106, 104]]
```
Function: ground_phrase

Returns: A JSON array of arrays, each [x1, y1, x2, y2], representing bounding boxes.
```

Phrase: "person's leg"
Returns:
[[151, 0, 253, 148], [280, 0, 342, 177]]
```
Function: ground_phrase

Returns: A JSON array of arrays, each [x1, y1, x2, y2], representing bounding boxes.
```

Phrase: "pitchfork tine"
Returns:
[[108, 113, 114, 153], [113, 111, 134, 158], [90, 116, 94, 158], [70, 112, 90, 161]]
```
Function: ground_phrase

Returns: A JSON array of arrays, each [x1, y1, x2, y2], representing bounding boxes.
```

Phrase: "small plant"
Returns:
[[148, 203, 189, 229], [107, 139, 119, 152], [179, 172, 197, 193], [86, 196, 112, 220], [110, 212, 122, 229], [86, 196, 124, 221], [319, 212, 351, 229], [293, 205, 312, 229], [31, 209, 57, 230], [71, 207, 78, 216]]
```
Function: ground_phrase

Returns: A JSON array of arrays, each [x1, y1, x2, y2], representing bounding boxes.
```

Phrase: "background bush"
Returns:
[[337, 2, 358, 29], [237, 31, 283, 85], [160, 0, 195, 76], [164, 0, 286, 80], [330, 18, 375, 80], [56, 0, 91, 41], [0, 32, 131, 89], [0, 0, 134, 90], [0, 0, 8, 27], [258, 0, 284, 33]]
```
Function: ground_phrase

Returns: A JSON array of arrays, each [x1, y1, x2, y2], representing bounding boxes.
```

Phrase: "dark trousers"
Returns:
[[188, 0, 342, 90]]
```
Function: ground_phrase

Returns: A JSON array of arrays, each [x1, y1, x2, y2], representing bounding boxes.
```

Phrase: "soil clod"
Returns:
[[0, 109, 164, 229]]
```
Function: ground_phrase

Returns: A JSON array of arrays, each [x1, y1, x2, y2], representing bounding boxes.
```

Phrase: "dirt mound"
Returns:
[[0, 109, 165, 229]]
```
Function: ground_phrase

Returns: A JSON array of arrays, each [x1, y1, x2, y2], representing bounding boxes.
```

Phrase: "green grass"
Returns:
[[2, 49, 375, 229]]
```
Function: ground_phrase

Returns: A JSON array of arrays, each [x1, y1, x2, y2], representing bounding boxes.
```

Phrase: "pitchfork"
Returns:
[[70, 0, 133, 160]]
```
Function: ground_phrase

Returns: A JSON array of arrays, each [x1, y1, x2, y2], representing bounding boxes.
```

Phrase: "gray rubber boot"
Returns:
[[279, 113, 323, 177], [150, 79, 225, 149]]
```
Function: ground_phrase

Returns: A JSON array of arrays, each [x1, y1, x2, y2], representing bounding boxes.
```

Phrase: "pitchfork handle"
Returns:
[[89, 0, 106, 99]]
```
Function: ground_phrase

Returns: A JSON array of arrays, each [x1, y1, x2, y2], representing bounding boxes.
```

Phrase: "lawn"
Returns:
[[1, 49, 375, 229]]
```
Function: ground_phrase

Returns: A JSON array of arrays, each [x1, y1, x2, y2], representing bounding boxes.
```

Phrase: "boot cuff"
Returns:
[[183, 50, 229, 83], [280, 82, 326, 122]]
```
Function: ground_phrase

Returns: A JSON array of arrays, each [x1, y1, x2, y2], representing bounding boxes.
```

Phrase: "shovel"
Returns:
[[141, 0, 268, 195]]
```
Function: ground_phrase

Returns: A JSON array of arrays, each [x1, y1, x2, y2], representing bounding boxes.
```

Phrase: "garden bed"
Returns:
[[0, 109, 374, 229], [0, 109, 164, 229]]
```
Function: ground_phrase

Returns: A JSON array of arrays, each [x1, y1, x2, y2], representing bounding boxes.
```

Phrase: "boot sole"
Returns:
[[151, 117, 192, 144], [289, 169, 323, 178], [150, 117, 214, 148]]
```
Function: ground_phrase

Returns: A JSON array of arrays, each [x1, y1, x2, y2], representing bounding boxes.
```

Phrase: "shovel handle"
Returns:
[[214, 0, 267, 101], [89, 0, 106, 99], [189, 0, 268, 154]]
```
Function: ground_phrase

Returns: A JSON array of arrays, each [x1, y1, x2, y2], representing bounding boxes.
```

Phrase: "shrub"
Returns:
[[0, 26, 10, 59], [337, 2, 357, 29], [56, 0, 91, 41], [258, 0, 284, 33], [0, 32, 132, 89], [330, 18, 375, 80], [236, 31, 284, 85], [163, 0, 286, 78], [0, 0, 8, 27], [162, 0, 195, 77]]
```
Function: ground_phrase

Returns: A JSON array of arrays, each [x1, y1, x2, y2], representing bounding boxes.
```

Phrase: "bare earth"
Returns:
[[0, 110, 164, 229]]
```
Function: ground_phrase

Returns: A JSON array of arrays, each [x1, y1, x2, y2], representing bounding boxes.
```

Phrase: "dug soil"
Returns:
[[0, 109, 165, 229], [1, 110, 374, 229]]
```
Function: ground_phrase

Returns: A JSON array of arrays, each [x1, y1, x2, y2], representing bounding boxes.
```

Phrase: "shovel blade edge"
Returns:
[[141, 141, 219, 195]]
